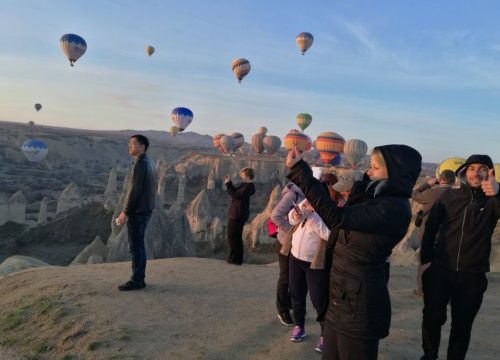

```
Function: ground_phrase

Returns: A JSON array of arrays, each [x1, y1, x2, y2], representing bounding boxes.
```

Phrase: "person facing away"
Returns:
[[116, 134, 156, 291], [224, 167, 255, 265], [270, 182, 305, 327], [287, 199, 330, 353], [412, 169, 455, 295], [419, 155, 499, 360], [286, 144, 421, 360]]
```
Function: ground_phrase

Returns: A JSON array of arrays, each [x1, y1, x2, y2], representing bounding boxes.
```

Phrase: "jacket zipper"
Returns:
[[456, 190, 473, 271]]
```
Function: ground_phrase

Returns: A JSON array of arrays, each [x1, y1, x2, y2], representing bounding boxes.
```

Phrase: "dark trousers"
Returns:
[[227, 218, 245, 265], [276, 244, 291, 314], [322, 320, 379, 360], [289, 254, 327, 330], [421, 265, 488, 360], [127, 213, 151, 283]]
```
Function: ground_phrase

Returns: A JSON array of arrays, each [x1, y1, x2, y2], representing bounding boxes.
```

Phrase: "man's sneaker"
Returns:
[[315, 336, 324, 353], [118, 280, 145, 291], [290, 326, 307, 342], [278, 311, 294, 327]]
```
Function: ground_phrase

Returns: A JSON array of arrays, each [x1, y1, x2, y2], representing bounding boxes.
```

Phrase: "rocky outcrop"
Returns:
[[70, 236, 108, 265], [0, 255, 51, 277], [104, 167, 117, 196], [185, 190, 212, 242], [244, 184, 282, 248], [390, 200, 423, 266], [57, 182, 82, 214], [6, 191, 27, 224], [37, 197, 48, 224], [0, 192, 10, 225]]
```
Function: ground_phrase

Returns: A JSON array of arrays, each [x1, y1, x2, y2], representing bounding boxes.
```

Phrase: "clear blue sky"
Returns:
[[1, 0, 499, 162]]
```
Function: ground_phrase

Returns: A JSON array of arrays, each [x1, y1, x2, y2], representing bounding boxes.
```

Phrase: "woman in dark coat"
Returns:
[[224, 167, 256, 265], [286, 144, 421, 360]]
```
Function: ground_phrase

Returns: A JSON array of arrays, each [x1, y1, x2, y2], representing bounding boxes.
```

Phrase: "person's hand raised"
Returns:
[[482, 169, 499, 196], [286, 146, 303, 169]]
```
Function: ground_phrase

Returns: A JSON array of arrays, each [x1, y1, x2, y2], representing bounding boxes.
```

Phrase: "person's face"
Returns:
[[128, 137, 144, 156], [340, 190, 351, 199], [465, 163, 489, 188], [240, 171, 248, 181], [367, 155, 388, 180]]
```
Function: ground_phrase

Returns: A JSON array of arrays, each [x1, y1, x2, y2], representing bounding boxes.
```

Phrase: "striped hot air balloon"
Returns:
[[220, 135, 235, 154], [296, 32, 314, 55], [316, 132, 345, 165], [60, 34, 87, 66], [171, 107, 193, 132], [212, 133, 226, 153], [229, 132, 245, 151], [231, 58, 251, 83], [284, 129, 311, 152], [263, 136, 282, 156], [21, 139, 49, 163], [251, 133, 265, 155], [436, 157, 466, 179], [344, 139, 368, 168], [296, 113, 312, 132]]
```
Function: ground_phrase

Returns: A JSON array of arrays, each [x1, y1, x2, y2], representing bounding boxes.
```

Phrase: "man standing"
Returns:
[[116, 135, 156, 291], [420, 155, 499, 360], [413, 170, 456, 295]]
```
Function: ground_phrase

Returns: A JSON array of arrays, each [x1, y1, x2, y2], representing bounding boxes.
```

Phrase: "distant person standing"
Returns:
[[420, 155, 499, 360], [412, 170, 455, 295], [224, 167, 256, 265], [116, 135, 156, 291]]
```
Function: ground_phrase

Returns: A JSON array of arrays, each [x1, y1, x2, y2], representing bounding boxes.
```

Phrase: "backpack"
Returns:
[[267, 191, 300, 238]]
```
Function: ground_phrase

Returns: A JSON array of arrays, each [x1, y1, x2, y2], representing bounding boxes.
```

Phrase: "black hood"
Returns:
[[375, 144, 422, 198]]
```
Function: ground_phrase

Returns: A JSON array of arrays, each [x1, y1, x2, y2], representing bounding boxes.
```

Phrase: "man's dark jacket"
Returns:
[[287, 144, 421, 340], [420, 179, 500, 273], [226, 181, 255, 222], [124, 153, 156, 216]]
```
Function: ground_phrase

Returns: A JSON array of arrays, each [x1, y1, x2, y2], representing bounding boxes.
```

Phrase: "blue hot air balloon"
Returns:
[[21, 139, 49, 163], [171, 107, 193, 132], [60, 34, 87, 66]]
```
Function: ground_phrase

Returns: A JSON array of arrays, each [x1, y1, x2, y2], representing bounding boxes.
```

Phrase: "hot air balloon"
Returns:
[[263, 136, 282, 156], [220, 135, 235, 154], [21, 139, 48, 163], [171, 107, 193, 132], [257, 126, 267, 135], [212, 133, 225, 153], [284, 129, 311, 152], [229, 132, 245, 151], [169, 126, 179, 137], [296, 113, 312, 132], [296, 32, 314, 55], [34, 103, 42, 112], [343, 139, 368, 168], [436, 157, 466, 179], [146, 46, 155, 56], [251, 133, 265, 155], [303, 148, 321, 165], [60, 34, 87, 66], [316, 132, 345, 165], [494, 163, 500, 183], [231, 58, 251, 83]]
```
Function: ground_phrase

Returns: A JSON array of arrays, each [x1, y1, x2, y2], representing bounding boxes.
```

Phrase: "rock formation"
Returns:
[[0, 192, 9, 225], [56, 182, 82, 214], [7, 191, 27, 224], [70, 236, 108, 265], [185, 189, 212, 242], [244, 184, 282, 248], [104, 167, 117, 196], [0, 255, 51, 277], [37, 197, 48, 224]]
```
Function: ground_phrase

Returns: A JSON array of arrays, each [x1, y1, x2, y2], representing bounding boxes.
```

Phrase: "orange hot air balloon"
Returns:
[[315, 132, 345, 165], [284, 129, 311, 152]]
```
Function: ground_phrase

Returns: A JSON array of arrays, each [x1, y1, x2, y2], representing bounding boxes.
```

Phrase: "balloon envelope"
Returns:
[[494, 163, 500, 183], [257, 126, 268, 135], [21, 139, 48, 163], [212, 133, 226, 153], [171, 107, 193, 132], [263, 136, 281, 156], [296, 32, 314, 55], [316, 132, 345, 165], [220, 135, 235, 154], [60, 34, 87, 66], [229, 132, 245, 150], [284, 130, 311, 152], [296, 113, 312, 131], [146, 46, 155, 56], [34, 103, 42, 112], [436, 157, 466, 179], [231, 58, 251, 83], [251, 133, 265, 155], [343, 139, 368, 168]]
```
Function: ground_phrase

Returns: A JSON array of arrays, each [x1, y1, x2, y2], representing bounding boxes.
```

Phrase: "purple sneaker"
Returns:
[[290, 326, 307, 342], [315, 336, 324, 353]]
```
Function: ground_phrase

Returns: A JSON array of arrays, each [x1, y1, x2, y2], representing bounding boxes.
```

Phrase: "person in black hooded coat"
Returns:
[[286, 144, 422, 360]]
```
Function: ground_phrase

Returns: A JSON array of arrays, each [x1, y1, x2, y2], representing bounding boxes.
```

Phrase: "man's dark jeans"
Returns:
[[276, 243, 292, 314], [127, 213, 151, 283]]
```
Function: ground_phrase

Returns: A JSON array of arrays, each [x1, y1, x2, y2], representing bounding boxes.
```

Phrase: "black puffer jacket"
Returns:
[[287, 144, 421, 340], [226, 181, 256, 222]]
